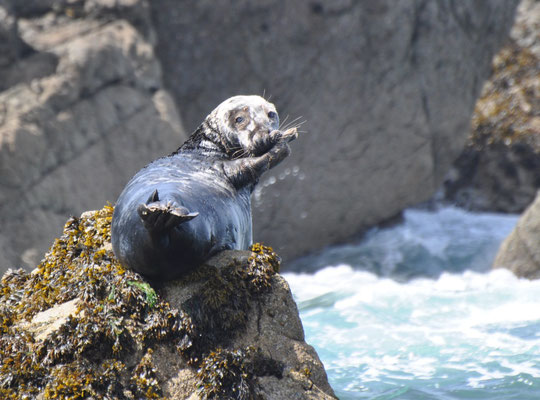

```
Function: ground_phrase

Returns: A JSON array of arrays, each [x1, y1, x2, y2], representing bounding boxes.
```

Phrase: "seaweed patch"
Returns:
[[471, 42, 540, 149], [196, 347, 284, 400], [0, 204, 284, 399]]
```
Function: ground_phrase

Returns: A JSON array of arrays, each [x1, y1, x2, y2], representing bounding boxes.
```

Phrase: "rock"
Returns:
[[493, 191, 540, 279], [0, 206, 336, 399], [150, 0, 519, 261], [21, 298, 80, 342], [0, 0, 48, 90], [444, 137, 540, 213], [511, 0, 540, 59], [0, 0, 22, 67], [0, 0, 186, 271], [161, 251, 335, 399], [1, 0, 520, 270], [444, 0, 540, 213]]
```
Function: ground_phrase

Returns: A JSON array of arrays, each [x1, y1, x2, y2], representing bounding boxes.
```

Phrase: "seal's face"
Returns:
[[209, 95, 280, 157]]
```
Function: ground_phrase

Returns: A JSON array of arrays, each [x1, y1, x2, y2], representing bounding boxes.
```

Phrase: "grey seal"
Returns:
[[111, 95, 297, 280]]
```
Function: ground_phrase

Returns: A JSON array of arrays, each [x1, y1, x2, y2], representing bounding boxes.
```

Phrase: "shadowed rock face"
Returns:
[[0, 0, 186, 270], [444, 0, 540, 214], [150, 0, 519, 261]]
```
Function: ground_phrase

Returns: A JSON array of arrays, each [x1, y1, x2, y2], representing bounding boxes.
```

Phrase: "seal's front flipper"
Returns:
[[137, 190, 198, 233]]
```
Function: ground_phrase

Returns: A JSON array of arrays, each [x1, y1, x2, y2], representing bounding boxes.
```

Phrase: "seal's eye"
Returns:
[[235, 116, 245, 124], [268, 111, 277, 119]]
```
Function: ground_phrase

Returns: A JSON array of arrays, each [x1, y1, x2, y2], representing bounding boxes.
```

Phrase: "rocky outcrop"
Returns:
[[493, 191, 540, 279], [0, 206, 336, 399], [150, 0, 519, 261], [444, 0, 540, 213], [0, 0, 186, 271], [1, 0, 520, 270]]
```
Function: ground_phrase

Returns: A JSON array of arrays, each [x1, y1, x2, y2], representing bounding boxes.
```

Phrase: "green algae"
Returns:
[[128, 281, 158, 309], [0, 204, 283, 399]]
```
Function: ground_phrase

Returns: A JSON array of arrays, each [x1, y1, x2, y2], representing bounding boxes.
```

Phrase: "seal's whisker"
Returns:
[[292, 119, 307, 128], [280, 118, 297, 131], [280, 116, 298, 129], [280, 114, 290, 128], [283, 116, 303, 129], [281, 116, 304, 132], [296, 122, 308, 131], [288, 120, 307, 133], [261, 89, 273, 102]]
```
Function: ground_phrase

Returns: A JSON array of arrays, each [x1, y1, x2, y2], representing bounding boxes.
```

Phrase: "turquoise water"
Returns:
[[284, 207, 540, 399]]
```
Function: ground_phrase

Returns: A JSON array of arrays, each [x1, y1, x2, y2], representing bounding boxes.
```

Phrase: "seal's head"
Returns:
[[207, 95, 280, 157]]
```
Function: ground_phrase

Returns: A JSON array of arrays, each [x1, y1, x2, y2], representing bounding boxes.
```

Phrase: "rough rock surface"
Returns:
[[0, 206, 335, 399], [493, 191, 540, 279], [0, 0, 186, 271], [150, 0, 518, 261], [161, 251, 335, 399], [444, 0, 540, 213]]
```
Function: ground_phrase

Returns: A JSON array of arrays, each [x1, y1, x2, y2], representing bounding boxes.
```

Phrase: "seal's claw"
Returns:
[[146, 189, 160, 204], [137, 199, 198, 233], [281, 127, 298, 142], [269, 127, 298, 144]]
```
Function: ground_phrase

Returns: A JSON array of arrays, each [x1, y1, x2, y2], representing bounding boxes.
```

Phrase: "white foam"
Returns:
[[281, 206, 540, 396]]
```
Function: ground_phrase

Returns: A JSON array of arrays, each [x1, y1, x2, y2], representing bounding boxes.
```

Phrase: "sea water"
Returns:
[[283, 206, 540, 399]]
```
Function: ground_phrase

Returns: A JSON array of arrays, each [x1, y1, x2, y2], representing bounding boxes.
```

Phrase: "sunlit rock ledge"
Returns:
[[0, 205, 336, 400]]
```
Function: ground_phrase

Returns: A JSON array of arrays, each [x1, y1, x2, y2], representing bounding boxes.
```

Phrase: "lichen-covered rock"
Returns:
[[0, 206, 336, 399], [493, 191, 540, 279], [151, 0, 518, 261], [444, 0, 540, 213], [0, 0, 186, 272]]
